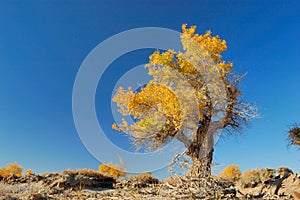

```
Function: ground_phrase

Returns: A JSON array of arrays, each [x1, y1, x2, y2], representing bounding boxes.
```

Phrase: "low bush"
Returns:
[[24, 169, 34, 176], [241, 169, 260, 188], [258, 168, 275, 182], [219, 164, 242, 182], [276, 166, 293, 177], [98, 163, 126, 179], [240, 168, 275, 188], [63, 168, 105, 178], [0, 162, 23, 178], [128, 172, 159, 186]]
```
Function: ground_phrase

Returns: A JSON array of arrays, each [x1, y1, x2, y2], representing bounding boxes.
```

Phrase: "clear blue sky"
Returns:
[[0, 0, 299, 178]]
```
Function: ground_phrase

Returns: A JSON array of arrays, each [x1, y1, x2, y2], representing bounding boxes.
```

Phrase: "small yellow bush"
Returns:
[[98, 162, 126, 179], [0, 162, 23, 178], [219, 164, 241, 182], [0, 168, 10, 178], [242, 169, 261, 188], [25, 169, 34, 176]]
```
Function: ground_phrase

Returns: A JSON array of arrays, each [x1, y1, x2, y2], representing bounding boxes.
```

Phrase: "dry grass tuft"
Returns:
[[128, 172, 159, 186], [62, 168, 105, 178]]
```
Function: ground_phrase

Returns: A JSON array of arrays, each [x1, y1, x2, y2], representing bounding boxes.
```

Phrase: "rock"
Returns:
[[278, 173, 300, 197], [221, 187, 236, 198], [293, 191, 300, 200], [237, 184, 264, 198], [236, 172, 300, 199], [3, 174, 44, 184], [48, 171, 115, 189]]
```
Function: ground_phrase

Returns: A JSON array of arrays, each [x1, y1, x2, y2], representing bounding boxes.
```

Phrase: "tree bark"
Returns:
[[184, 120, 214, 177], [189, 148, 213, 177]]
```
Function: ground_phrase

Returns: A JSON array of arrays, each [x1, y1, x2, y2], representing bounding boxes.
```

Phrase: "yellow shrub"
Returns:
[[0, 162, 23, 178], [219, 164, 241, 182], [0, 167, 10, 178], [98, 162, 126, 179], [25, 169, 34, 176], [242, 169, 261, 188]]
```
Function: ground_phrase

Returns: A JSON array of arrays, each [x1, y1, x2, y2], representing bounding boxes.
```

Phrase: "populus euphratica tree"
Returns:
[[288, 123, 300, 147], [112, 24, 257, 175]]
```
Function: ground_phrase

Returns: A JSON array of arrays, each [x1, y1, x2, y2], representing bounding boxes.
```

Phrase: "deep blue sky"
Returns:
[[0, 0, 299, 177]]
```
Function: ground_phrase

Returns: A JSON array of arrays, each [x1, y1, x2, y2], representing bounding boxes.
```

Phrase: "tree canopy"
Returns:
[[112, 24, 257, 173], [288, 124, 300, 147]]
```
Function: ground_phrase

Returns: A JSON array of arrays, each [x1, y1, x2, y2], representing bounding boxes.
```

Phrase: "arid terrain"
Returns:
[[1, 167, 300, 200]]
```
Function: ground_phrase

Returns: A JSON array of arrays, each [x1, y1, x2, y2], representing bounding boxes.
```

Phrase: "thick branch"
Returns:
[[174, 130, 191, 149]]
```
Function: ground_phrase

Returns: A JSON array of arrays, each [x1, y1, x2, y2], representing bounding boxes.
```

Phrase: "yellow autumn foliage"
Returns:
[[112, 23, 239, 150], [98, 162, 126, 179], [25, 169, 34, 176], [0, 162, 23, 178], [181, 24, 227, 60], [219, 164, 241, 182]]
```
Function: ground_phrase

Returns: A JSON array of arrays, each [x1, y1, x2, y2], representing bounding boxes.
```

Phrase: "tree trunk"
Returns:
[[188, 124, 214, 177], [189, 148, 214, 178]]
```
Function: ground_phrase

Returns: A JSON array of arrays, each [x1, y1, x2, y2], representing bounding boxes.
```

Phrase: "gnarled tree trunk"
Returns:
[[189, 148, 213, 178], [187, 124, 215, 178]]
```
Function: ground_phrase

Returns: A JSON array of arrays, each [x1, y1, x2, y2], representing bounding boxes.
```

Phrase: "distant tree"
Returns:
[[287, 123, 300, 147], [0, 162, 23, 178], [242, 169, 261, 188], [112, 24, 257, 176], [219, 164, 241, 182]]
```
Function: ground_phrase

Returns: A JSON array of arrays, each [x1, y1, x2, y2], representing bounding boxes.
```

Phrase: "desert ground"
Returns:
[[1, 167, 300, 200]]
